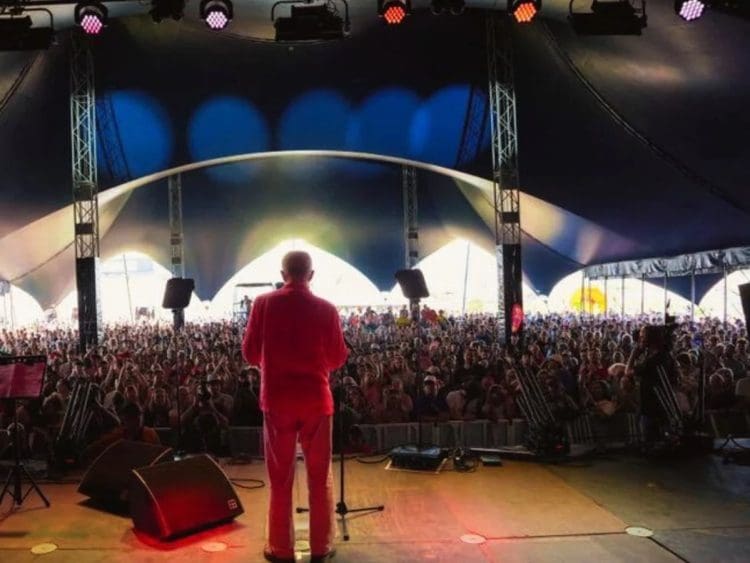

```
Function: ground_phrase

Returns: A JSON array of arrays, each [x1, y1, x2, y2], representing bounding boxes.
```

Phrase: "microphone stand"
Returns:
[[1, 399, 50, 508], [297, 364, 384, 542]]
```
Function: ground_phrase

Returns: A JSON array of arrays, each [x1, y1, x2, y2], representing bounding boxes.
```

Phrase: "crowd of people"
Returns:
[[1, 308, 749, 461]]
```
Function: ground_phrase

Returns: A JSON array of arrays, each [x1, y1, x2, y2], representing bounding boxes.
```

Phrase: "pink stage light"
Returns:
[[80, 13, 104, 35], [200, 0, 233, 30], [205, 9, 229, 30], [75, 3, 108, 36], [677, 0, 705, 21]]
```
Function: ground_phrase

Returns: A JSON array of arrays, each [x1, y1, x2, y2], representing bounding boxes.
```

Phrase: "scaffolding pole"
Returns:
[[168, 173, 186, 329], [402, 165, 419, 269], [70, 31, 101, 350], [169, 174, 186, 278], [487, 13, 523, 343]]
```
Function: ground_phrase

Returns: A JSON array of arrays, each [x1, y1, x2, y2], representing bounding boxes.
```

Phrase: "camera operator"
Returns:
[[180, 379, 229, 455], [231, 367, 262, 426], [626, 325, 677, 447]]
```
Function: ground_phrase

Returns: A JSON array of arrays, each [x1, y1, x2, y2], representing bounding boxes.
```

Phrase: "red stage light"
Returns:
[[383, 4, 406, 25], [513, 1, 538, 23], [380, 0, 411, 25]]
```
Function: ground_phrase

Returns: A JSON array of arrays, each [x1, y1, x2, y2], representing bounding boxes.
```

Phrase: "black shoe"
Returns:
[[310, 548, 337, 562], [263, 549, 295, 563]]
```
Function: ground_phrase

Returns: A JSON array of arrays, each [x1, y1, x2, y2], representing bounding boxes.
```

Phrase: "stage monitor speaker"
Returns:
[[162, 278, 194, 309], [78, 440, 173, 506], [739, 282, 750, 333], [395, 269, 429, 300], [129, 454, 244, 540]]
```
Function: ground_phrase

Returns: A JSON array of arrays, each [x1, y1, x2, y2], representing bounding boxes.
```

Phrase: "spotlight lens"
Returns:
[[205, 8, 229, 29], [678, 0, 705, 21], [80, 13, 104, 35], [513, 2, 537, 23], [383, 4, 407, 25]]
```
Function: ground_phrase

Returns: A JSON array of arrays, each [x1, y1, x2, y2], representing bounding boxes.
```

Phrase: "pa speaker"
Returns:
[[78, 440, 173, 506], [740, 282, 750, 333], [129, 454, 244, 540], [395, 269, 429, 300], [162, 278, 194, 309]]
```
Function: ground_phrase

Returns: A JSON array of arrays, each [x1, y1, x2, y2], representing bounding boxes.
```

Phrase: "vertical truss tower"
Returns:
[[70, 31, 101, 350], [487, 13, 523, 343]]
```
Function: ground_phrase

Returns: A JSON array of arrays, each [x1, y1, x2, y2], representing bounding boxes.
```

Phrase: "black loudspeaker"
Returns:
[[162, 278, 195, 309], [395, 269, 429, 299], [739, 282, 750, 333], [129, 454, 244, 540], [78, 440, 173, 506]]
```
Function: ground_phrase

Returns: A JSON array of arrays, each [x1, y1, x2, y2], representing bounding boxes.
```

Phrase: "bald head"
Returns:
[[281, 251, 314, 283]]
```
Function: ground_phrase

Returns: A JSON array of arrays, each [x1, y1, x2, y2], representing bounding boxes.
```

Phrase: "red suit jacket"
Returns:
[[242, 281, 348, 416]]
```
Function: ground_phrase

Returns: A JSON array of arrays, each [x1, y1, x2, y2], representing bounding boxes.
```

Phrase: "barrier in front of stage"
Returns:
[[154, 411, 749, 459]]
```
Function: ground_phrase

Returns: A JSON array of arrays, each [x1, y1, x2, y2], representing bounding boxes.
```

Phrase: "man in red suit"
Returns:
[[243, 251, 347, 563]]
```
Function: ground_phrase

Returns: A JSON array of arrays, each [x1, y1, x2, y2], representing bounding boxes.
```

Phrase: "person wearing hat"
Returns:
[[206, 372, 234, 418], [243, 251, 347, 563], [414, 374, 449, 422]]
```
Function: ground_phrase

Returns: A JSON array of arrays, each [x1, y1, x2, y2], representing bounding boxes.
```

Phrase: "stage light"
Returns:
[[274, 2, 350, 42], [379, 0, 411, 24], [675, 0, 705, 20], [430, 0, 466, 15], [511, 0, 540, 23], [384, 2, 406, 24], [569, 0, 647, 35], [75, 2, 108, 35], [151, 0, 185, 23], [200, 0, 233, 29]]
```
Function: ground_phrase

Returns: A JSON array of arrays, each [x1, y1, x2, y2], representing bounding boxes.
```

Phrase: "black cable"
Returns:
[[355, 454, 390, 464], [231, 478, 265, 490]]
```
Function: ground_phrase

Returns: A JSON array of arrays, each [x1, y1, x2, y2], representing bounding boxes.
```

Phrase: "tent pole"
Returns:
[[621, 275, 625, 317], [723, 267, 728, 326], [640, 275, 645, 315], [461, 241, 470, 315], [663, 274, 668, 320], [690, 270, 695, 323], [122, 254, 134, 322], [580, 271, 585, 318], [604, 276, 609, 318]]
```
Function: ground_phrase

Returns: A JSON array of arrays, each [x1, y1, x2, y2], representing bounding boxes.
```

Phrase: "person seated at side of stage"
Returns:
[[84, 402, 160, 463]]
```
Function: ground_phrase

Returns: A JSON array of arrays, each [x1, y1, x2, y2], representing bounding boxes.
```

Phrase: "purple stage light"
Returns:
[[677, 0, 705, 21]]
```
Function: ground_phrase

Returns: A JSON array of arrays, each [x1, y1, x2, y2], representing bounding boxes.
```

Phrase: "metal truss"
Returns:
[[168, 174, 185, 278], [97, 92, 132, 186], [70, 31, 101, 349], [71, 31, 98, 259], [402, 165, 419, 269], [487, 13, 523, 343], [455, 83, 490, 169]]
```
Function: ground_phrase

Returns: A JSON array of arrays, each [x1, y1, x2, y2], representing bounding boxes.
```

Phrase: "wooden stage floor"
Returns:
[[1, 453, 749, 562]]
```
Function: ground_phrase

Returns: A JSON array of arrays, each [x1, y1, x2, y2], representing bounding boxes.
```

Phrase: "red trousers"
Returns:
[[263, 410, 334, 558]]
